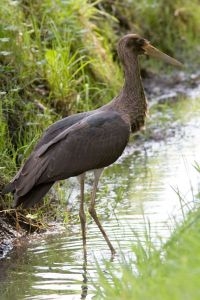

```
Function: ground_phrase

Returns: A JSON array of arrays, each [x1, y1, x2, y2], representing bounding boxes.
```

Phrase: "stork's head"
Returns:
[[117, 34, 183, 67]]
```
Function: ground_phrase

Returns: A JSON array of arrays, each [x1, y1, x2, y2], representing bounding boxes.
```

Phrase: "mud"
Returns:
[[143, 70, 200, 102], [0, 212, 20, 259]]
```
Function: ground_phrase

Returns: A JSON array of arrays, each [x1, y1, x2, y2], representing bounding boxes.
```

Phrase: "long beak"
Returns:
[[142, 43, 183, 67]]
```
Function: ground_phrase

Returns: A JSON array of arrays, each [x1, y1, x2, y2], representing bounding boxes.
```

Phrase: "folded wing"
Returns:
[[3, 110, 130, 207]]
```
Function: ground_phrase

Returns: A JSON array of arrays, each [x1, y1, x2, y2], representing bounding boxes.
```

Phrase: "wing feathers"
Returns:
[[37, 121, 89, 157], [13, 182, 54, 208], [3, 110, 130, 208], [15, 154, 49, 197]]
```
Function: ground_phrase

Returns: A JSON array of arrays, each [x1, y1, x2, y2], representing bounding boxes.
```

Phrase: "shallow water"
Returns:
[[1, 98, 200, 300]]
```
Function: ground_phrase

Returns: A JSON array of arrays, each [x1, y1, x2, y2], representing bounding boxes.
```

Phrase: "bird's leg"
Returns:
[[78, 173, 87, 259], [89, 168, 116, 256], [81, 259, 88, 299]]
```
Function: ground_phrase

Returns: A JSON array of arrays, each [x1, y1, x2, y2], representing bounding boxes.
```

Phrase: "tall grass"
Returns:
[[0, 0, 120, 208], [1, 0, 199, 210], [104, 0, 200, 65]]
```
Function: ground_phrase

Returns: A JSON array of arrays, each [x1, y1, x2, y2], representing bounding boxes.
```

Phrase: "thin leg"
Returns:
[[88, 168, 116, 256], [81, 259, 88, 299], [78, 173, 87, 259]]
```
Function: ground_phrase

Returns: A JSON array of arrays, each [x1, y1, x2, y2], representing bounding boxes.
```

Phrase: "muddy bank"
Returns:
[[0, 70, 199, 259], [0, 208, 46, 259], [143, 70, 200, 102], [0, 213, 19, 259]]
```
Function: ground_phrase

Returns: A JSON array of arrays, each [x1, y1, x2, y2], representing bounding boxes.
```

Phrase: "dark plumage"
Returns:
[[3, 34, 182, 255]]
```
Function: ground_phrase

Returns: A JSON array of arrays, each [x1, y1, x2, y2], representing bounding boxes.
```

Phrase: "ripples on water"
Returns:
[[1, 100, 200, 300]]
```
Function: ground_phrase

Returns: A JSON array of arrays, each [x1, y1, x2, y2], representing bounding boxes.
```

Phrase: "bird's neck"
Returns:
[[123, 52, 140, 86], [114, 55, 148, 132]]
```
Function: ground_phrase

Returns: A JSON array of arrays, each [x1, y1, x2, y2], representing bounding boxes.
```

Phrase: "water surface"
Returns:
[[1, 98, 200, 300]]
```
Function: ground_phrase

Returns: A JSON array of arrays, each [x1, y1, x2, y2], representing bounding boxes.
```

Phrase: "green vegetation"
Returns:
[[96, 168, 200, 299], [0, 0, 119, 211], [0, 0, 199, 214], [114, 0, 200, 58], [1, 1, 200, 297]]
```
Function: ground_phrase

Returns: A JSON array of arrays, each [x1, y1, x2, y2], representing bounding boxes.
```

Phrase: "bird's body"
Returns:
[[3, 34, 182, 255]]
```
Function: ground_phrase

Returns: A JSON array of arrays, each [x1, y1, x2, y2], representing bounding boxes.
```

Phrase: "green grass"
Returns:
[[0, 0, 119, 209], [96, 165, 200, 300], [109, 0, 200, 67], [0, 3, 200, 291], [1, 0, 199, 212]]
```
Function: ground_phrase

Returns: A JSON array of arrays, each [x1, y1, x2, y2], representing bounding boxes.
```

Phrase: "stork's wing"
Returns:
[[2, 110, 93, 194], [34, 110, 93, 151], [5, 110, 130, 198], [37, 110, 130, 180]]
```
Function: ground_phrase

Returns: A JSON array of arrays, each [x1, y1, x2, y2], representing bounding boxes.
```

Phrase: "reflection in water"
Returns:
[[81, 259, 88, 300], [0, 100, 200, 300]]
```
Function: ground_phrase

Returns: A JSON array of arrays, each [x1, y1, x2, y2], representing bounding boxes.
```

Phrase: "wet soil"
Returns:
[[0, 212, 20, 259], [143, 69, 200, 103], [0, 208, 46, 259], [0, 70, 199, 259]]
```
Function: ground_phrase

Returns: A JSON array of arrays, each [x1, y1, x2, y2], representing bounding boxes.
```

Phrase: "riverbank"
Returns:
[[0, 91, 199, 299], [1, 70, 200, 259]]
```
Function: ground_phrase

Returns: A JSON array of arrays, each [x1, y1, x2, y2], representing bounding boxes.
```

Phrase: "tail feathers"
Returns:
[[15, 154, 49, 197], [13, 182, 54, 208], [2, 181, 15, 194]]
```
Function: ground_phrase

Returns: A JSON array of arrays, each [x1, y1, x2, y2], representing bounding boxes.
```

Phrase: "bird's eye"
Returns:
[[136, 38, 145, 46], [126, 37, 145, 48]]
